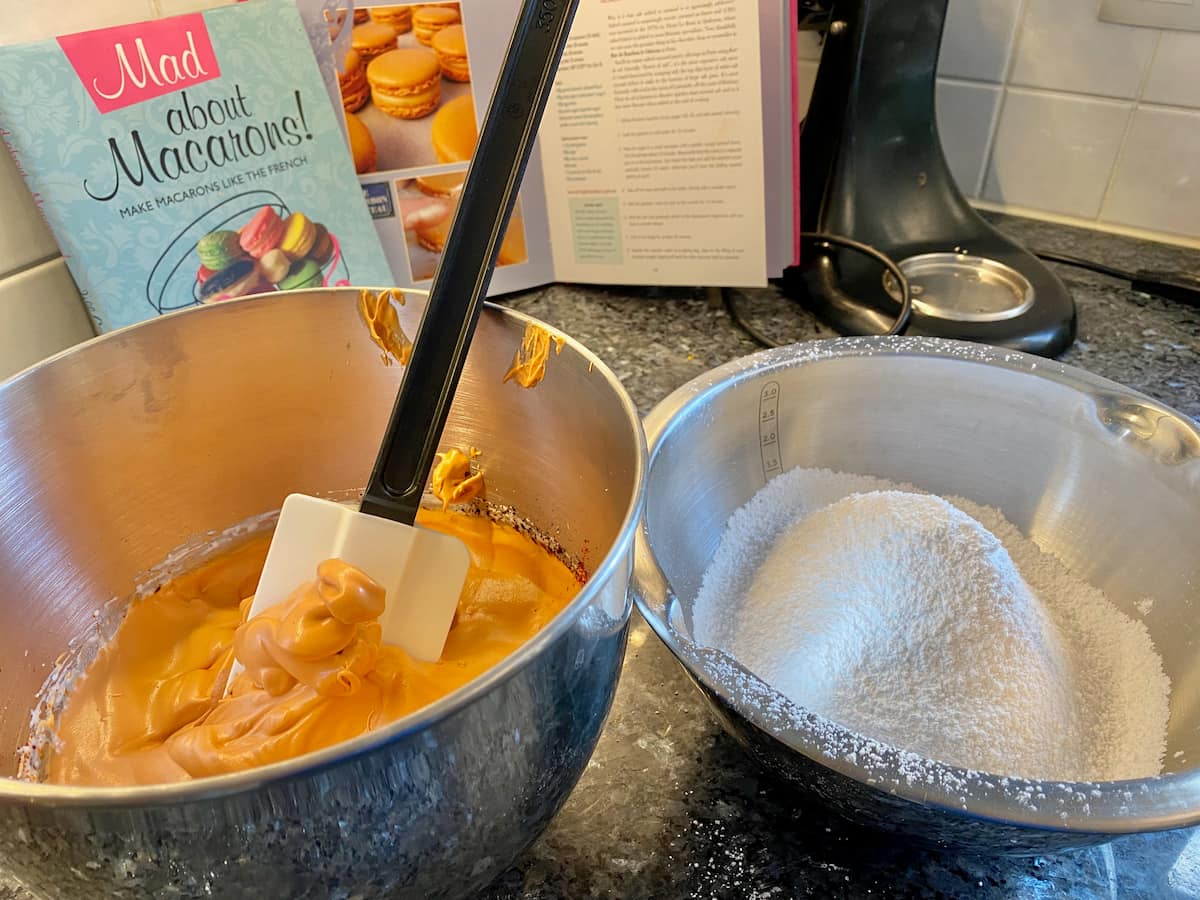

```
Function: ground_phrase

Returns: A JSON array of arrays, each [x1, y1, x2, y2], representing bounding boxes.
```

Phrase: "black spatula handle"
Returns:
[[360, 0, 578, 523]]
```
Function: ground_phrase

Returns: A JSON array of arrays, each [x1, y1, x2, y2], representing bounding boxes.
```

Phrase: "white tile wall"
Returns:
[[984, 90, 1131, 218], [796, 0, 1200, 245], [0, 0, 156, 45], [1009, 0, 1157, 99], [935, 80, 1002, 197], [1104, 107, 1200, 236], [0, 259, 95, 378], [0, 149, 59, 274], [795, 60, 820, 119], [1142, 31, 1200, 108], [938, 0, 1023, 83]]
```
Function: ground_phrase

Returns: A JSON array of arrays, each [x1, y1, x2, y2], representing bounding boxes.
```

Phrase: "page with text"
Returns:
[[539, 0, 768, 287]]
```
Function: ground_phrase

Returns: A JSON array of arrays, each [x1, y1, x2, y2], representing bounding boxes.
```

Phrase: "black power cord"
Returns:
[[725, 232, 912, 348], [1035, 250, 1200, 306]]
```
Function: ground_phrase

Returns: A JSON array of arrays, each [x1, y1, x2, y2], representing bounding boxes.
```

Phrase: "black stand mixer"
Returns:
[[782, 0, 1076, 356]]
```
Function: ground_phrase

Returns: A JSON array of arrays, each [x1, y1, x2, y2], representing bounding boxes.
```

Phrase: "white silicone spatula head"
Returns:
[[230, 0, 579, 686], [248, 495, 469, 662]]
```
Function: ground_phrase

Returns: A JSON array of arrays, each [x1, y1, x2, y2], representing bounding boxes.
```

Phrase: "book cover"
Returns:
[[0, 0, 393, 332]]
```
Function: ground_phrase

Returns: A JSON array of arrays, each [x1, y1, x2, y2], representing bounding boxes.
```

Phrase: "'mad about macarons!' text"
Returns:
[[85, 85, 316, 213]]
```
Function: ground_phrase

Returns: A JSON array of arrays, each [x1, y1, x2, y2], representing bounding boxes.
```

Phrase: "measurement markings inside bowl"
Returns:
[[760, 381, 782, 481]]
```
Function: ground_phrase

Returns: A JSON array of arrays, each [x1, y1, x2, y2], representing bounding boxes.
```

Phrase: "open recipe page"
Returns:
[[345, 0, 795, 294], [537, 0, 768, 286]]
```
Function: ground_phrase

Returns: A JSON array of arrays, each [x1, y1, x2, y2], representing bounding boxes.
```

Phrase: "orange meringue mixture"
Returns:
[[45, 509, 581, 786], [431, 447, 484, 509]]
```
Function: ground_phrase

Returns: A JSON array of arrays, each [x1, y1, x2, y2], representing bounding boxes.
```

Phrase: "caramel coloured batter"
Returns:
[[503, 322, 564, 388], [430, 447, 484, 510], [358, 288, 413, 366], [44, 508, 581, 786]]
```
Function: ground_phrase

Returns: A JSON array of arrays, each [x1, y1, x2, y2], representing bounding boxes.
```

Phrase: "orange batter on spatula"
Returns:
[[43, 508, 581, 786]]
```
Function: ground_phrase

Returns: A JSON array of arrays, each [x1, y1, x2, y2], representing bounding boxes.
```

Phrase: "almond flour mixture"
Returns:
[[693, 468, 1170, 782]]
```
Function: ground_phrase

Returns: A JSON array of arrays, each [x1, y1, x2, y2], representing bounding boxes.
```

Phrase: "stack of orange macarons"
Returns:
[[431, 24, 469, 82], [339, 50, 369, 113], [368, 5, 413, 33], [414, 171, 465, 198], [367, 47, 442, 119], [413, 195, 527, 267], [352, 21, 399, 62], [430, 94, 478, 162], [412, 6, 461, 46], [345, 113, 377, 174]]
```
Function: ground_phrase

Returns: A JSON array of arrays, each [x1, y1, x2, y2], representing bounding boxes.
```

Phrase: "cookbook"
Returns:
[[0, 0, 393, 332], [0, 0, 799, 332], [338, 0, 799, 295]]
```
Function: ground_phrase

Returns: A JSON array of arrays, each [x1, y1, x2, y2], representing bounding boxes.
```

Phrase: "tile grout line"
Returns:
[[1136, 98, 1200, 115], [1096, 29, 1162, 224], [937, 74, 1200, 111], [995, 84, 1145, 106], [975, 0, 1029, 200], [0, 253, 62, 284], [971, 198, 1200, 250]]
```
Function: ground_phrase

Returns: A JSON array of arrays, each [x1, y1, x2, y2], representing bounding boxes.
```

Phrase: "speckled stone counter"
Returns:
[[2, 215, 1198, 900]]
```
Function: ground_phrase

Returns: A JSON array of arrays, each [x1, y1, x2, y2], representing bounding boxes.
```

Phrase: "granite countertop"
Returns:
[[2, 215, 1196, 900], [477, 213, 1200, 899]]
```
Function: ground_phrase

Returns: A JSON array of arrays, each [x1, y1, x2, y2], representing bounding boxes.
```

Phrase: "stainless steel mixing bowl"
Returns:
[[633, 336, 1200, 854], [0, 287, 645, 898]]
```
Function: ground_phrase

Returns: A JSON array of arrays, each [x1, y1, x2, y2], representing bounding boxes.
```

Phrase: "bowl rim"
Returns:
[[0, 287, 648, 806], [633, 334, 1200, 836]]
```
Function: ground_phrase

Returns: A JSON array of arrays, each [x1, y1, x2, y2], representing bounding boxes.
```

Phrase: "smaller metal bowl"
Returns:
[[633, 337, 1200, 854]]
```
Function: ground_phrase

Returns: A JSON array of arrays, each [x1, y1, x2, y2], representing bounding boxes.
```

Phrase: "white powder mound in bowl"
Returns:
[[692, 468, 1170, 783]]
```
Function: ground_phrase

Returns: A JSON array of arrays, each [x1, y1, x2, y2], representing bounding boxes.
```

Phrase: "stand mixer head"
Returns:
[[784, 0, 1076, 356]]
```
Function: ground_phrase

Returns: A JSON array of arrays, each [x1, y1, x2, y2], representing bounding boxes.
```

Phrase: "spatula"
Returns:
[[237, 0, 580, 671]]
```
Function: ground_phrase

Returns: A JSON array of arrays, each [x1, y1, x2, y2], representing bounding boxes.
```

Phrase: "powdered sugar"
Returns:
[[692, 468, 1170, 783]]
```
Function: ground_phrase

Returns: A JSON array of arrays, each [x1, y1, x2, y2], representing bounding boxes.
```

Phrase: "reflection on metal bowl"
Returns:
[[634, 336, 1200, 854], [0, 288, 645, 898]]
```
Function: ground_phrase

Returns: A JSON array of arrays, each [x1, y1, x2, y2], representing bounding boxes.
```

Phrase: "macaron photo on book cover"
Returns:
[[0, 0, 393, 332]]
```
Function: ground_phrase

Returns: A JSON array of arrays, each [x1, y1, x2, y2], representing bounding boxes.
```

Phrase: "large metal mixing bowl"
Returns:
[[0, 288, 645, 898], [634, 336, 1200, 854]]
